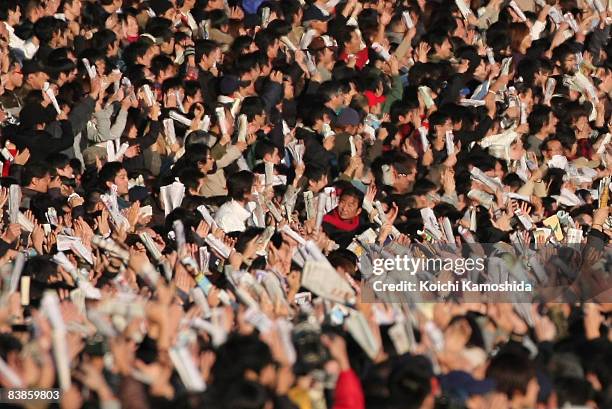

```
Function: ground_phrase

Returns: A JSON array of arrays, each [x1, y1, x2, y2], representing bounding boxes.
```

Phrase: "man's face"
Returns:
[[32, 173, 51, 192], [544, 140, 563, 159], [9, 63, 24, 87], [199, 154, 216, 174], [29, 72, 49, 89], [348, 31, 361, 52], [438, 38, 452, 58], [65, 0, 81, 16], [57, 163, 74, 178], [320, 47, 334, 65], [9, 6, 21, 23], [113, 169, 129, 195], [141, 47, 157, 67], [562, 54, 578, 74], [545, 112, 558, 133], [337, 194, 361, 220], [474, 60, 487, 81]]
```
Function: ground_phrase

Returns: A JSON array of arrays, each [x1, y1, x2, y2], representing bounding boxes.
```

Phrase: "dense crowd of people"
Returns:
[[0, 0, 611, 408]]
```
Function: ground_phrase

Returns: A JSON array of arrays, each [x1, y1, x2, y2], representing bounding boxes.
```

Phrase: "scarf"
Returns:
[[364, 90, 386, 107], [322, 209, 360, 232]]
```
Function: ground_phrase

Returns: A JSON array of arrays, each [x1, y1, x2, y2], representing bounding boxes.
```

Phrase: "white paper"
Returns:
[[301, 260, 356, 305], [160, 181, 185, 216]]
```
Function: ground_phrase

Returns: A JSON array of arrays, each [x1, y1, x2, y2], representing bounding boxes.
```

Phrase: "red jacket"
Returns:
[[339, 48, 369, 70], [333, 369, 365, 409]]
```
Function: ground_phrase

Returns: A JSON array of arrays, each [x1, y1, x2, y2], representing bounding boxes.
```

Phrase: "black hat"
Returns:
[[303, 6, 332, 23], [21, 59, 46, 76]]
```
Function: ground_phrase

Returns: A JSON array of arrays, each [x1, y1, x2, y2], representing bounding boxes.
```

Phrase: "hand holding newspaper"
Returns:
[[43, 82, 61, 114]]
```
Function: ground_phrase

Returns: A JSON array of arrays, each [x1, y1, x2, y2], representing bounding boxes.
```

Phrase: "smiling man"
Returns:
[[322, 185, 371, 247]]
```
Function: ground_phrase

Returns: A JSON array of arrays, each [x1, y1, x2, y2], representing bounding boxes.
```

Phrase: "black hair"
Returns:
[[227, 170, 255, 201], [22, 162, 49, 187], [528, 104, 552, 135], [486, 349, 536, 398], [97, 162, 125, 191], [240, 96, 266, 122]]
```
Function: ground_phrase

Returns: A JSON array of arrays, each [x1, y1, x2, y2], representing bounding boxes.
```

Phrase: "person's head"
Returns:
[[150, 54, 176, 82], [390, 101, 418, 125], [336, 186, 363, 220], [509, 23, 531, 54], [389, 354, 436, 409], [411, 178, 440, 208], [212, 334, 276, 387], [3, 58, 24, 89], [486, 349, 539, 408], [240, 96, 267, 126], [22, 60, 49, 90], [179, 168, 206, 196], [22, 162, 51, 192], [305, 165, 328, 193], [228, 170, 256, 203], [46, 153, 74, 179], [554, 44, 578, 75], [308, 36, 336, 67], [254, 28, 280, 60], [98, 162, 129, 195], [25, 0, 45, 22], [391, 155, 418, 193], [428, 29, 452, 59], [338, 26, 361, 55], [319, 80, 345, 112], [428, 111, 452, 139], [541, 137, 564, 160], [254, 140, 281, 165], [0, 0, 22, 25], [528, 105, 556, 136], [62, 0, 81, 19], [554, 377, 596, 409], [195, 39, 221, 70]]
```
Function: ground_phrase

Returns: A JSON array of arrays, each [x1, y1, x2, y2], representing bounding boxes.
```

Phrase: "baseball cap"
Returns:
[[21, 59, 46, 76], [303, 6, 332, 23], [307, 35, 337, 52], [439, 370, 496, 403], [336, 107, 360, 127]]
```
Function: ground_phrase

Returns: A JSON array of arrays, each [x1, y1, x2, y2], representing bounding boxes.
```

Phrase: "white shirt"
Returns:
[[214, 200, 252, 233], [4, 22, 38, 59]]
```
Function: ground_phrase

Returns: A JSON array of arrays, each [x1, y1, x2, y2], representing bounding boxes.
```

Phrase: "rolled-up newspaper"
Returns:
[[169, 346, 206, 392], [455, 0, 473, 19], [402, 11, 414, 29], [215, 107, 228, 136], [8, 184, 21, 224], [163, 118, 178, 146], [281, 36, 297, 52], [315, 191, 327, 231], [142, 84, 155, 107], [43, 82, 61, 114], [445, 130, 455, 156], [169, 110, 193, 127], [371, 42, 391, 61], [82, 58, 97, 79], [509, 1, 527, 21], [237, 114, 248, 142], [91, 235, 130, 263], [41, 291, 71, 391]]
